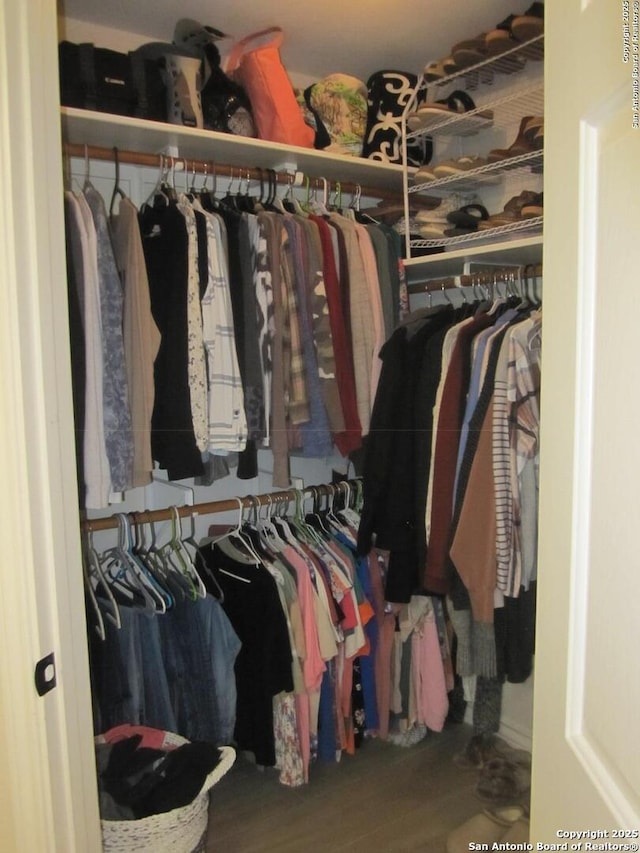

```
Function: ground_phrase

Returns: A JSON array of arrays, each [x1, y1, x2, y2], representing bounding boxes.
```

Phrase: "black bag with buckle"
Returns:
[[199, 43, 256, 136], [58, 41, 166, 122]]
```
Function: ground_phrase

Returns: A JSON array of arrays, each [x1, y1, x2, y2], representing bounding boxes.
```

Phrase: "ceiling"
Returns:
[[59, 0, 535, 83]]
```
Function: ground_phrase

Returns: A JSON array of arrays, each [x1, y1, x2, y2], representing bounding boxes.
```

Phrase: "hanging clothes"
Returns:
[[83, 184, 134, 493], [65, 175, 404, 503], [139, 201, 204, 480], [64, 191, 111, 508], [358, 293, 542, 691], [110, 196, 160, 489]]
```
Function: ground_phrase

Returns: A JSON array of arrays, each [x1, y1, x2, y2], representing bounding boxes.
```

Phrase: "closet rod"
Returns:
[[406, 262, 543, 294], [63, 142, 403, 203], [82, 479, 360, 533]]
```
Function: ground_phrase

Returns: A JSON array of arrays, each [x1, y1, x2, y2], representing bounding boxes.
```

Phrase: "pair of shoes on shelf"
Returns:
[[476, 190, 543, 229], [423, 3, 544, 81], [446, 805, 530, 853], [420, 202, 490, 238], [487, 115, 544, 163], [486, 2, 545, 58], [415, 154, 508, 185], [414, 154, 489, 183], [415, 197, 473, 237], [407, 90, 493, 135]]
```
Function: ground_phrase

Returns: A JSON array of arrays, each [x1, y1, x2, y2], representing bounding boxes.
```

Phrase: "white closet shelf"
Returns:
[[61, 107, 411, 193], [404, 234, 543, 280]]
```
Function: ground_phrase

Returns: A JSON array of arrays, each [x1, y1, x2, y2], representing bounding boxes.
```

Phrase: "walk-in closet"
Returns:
[[1, 0, 638, 851]]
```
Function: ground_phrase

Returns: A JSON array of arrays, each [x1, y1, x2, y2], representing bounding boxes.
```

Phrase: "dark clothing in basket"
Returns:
[[97, 735, 225, 819]]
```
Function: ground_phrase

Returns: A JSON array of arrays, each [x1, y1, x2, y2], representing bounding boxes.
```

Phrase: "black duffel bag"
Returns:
[[58, 41, 167, 122]]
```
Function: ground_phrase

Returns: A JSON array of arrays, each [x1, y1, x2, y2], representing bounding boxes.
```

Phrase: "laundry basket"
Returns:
[[97, 728, 236, 853]]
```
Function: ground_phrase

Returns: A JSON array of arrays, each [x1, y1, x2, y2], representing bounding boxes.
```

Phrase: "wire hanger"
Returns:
[[210, 498, 261, 576], [83, 526, 121, 636], [142, 154, 171, 210]]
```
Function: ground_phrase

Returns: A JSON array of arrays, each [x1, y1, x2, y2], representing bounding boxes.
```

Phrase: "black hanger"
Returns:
[[109, 147, 126, 217], [200, 161, 221, 212]]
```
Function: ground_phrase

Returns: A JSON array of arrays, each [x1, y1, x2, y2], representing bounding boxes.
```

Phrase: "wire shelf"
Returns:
[[406, 80, 543, 140], [410, 215, 543, 249], [411, 149, 543, 195], [423, 34, 544, 94]]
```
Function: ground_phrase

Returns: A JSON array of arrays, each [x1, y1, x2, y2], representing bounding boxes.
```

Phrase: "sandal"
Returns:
[[413, 163, 439, 182], [512, 2, 545, 42], [485, 14, 515, 52], [408, 90, 493, 134], [447, 203, 489, 229], [451, 34, 488, 69], [423, 58, 449, 81], [487, 116, 542, 162], [504, 189, 540, 214], [477, 191, 539, 230], [520, 192, 543, 218], [432, 154, 488, 178]]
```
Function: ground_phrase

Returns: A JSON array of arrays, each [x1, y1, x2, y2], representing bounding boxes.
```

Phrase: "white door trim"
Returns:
[[0, 0, 101, 849]]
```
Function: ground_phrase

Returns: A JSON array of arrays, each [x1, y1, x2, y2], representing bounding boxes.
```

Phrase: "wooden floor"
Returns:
[[206, 723, 525, 852]]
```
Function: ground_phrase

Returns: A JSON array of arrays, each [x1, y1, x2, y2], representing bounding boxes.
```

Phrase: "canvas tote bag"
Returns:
[[224, 27, 314, 148]]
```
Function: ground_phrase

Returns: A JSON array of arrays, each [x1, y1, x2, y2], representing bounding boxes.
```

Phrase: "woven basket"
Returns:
[[98, 731, 235, 853]]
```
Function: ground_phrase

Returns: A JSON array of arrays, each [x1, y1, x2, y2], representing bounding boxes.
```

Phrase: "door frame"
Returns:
[[0, 0, 101, 849]]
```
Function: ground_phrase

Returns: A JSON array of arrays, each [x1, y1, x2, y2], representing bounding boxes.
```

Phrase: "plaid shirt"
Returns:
[[505, 312, 542, 595], [280, 221, 309, 426]]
